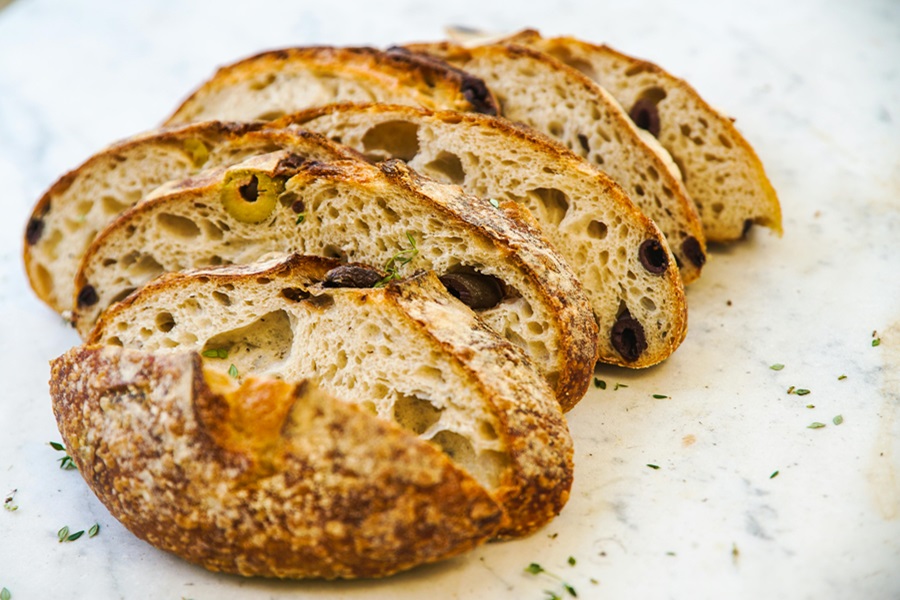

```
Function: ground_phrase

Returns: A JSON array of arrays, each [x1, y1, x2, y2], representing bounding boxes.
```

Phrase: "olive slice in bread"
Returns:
[[81, 253, 574, 540], [165, 45, 499, 125], [74, 152, 599, 410], [504, 29, 782, 242], [24, 122, 361, 316], [279, 103, 687, 368], [403, 40, 708, 284]]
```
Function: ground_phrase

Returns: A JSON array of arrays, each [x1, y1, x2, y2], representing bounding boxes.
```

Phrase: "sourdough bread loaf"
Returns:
[[165, 46, 499, 125], [74, 152, 599, 409], [24, 122, 360, 316], [279, 103, 687, 367], [403, 40, 708, 284], [504, 29, 782, 242], [80, 253, 575, 541]]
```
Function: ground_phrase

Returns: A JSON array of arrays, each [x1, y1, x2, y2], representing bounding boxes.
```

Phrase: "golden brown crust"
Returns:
[[50, 346, 504, 579], [166, 46, 499, 125]]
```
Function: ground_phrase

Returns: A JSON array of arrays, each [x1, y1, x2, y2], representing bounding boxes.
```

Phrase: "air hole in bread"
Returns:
[[305, 294, 334, 310], [361, 120, 421, 162], [430, 430, 475, 465], [528, 187, 569, 226], [717, 133, 733, 149], [548, 121, 564, 137], [280, 287, 310, 302], [102, 195, 131, 216], [423, 151, 466, 185], [478, 420, 498, 441], [375, 198, 401, 224], [321, 245, 346, 261], [155, 311, 175, 333], [393, 393, 443, 435], [156, 213, 201, 239], [577, 134, 590, 153], [256, 110, 286, 121], [634, 184, 645, 197], [712, 202, 725, 216], [250, 73, 276, 91], [587, 220, 608, 240], [203, 309, 293, 374], [546, 48, 597, 80], [110, 287, 137, 305]]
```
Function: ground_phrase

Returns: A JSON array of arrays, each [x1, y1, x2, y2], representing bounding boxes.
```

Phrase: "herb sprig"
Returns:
[[375, 232, 419, 287], [49, 441, 77, 471], [524, 562, 578, 598], [3, 489, 17, 512]]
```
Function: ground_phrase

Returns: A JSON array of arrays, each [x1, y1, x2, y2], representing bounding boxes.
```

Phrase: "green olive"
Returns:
[[221, 171, 284, 223]]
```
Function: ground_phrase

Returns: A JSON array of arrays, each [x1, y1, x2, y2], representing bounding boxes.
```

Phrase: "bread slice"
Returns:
[[503, 29, 782, 242], [79, 253, 575, 542], [51, 349, 502, 579], [24, 121, 361, 317], [165, 46, 499, 125], [74, 152, 598, 409], [279, 103, 687, 368], [51, 332, 569, 578], [403, 40, 708, 284]]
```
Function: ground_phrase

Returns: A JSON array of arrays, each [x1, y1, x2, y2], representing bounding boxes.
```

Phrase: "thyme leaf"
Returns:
[[593, 378, 606, 390], [808, 422, 826, 429], [1, 587, 10, 600], [57, 526, 69, 542], [770, 363, 785, 371], [228, 364, 239, 378], [833, 415, 844, 426], [89, 523, 100, 538], [201, 348, 228, 359], [646, 464, 660, 470]]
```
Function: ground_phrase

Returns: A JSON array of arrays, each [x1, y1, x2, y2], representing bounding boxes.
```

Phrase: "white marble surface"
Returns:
[[1, 0, 899, 598]]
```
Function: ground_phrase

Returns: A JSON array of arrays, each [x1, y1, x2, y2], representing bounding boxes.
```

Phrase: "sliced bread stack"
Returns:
[[28, 32, 779, 580]]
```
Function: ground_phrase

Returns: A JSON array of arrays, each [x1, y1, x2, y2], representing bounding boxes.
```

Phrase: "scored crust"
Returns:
[[74, 152, 598, 409], [85, 255, 576, 539], [23, 122, 361, 316], [504, 29, 782, 242], [50, 347, 504, 579], [279, 103, 687, 368], [165, 46, 499, 125], [404, 40, 708, 284]]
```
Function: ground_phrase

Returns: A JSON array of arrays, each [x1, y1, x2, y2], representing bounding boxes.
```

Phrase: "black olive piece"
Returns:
[[77, 285, 99, 308], [681, 236, 707, 268], [238, 175, 259, 202], [629, 98, 661, 138], [439, 272, 503, 310], [26, 218, 45, 245], [323, 265, 383, 289], [290, 199, 305, 214], [274, 153, 307, 177], [460, 77, 498, 116], [611, 310, 647, 362], [638, 239, 669, 275]]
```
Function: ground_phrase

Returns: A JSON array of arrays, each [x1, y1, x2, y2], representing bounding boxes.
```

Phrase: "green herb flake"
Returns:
[[652, 394, 669, 399], [544, 593, 562, 600], [57, 526, 70, 542], [837, 374, 847, 381], [646, 464, 660, 470], [228, 364, 239, 378], [525, 562, 545, 575], [614, 383, 628, 390], [202, 348, 228, 359], [808, 422, 826, 429], [567, 556, 576, 566], [795, 388, 811, 396], [593, 378, 606, 390], [49, 441, 65, 451], [295, 213, 306, 225], [666, 551, 676, 556], [770, 363, 785, 371], [833, 415, 844, 426], [488, 198, 500, 208], [66, 530, 85, 542], [872, 338, 881, 347], [58, 455, 77, 471], [786, 385, 795, 394], [1, 587, 10, 600], [806, 404, 815, 409], [89, 523, 100, 538], [563, 583, 578, 597], [770, 470, 779, 479]]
